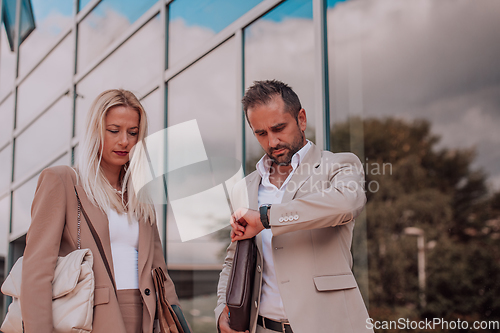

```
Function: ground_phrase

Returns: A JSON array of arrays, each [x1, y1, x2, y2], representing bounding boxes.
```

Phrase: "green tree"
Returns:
[[331, 117, 500, 330]]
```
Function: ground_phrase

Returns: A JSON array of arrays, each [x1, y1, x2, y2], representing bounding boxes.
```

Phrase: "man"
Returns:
[[215, 80, 373, 333]]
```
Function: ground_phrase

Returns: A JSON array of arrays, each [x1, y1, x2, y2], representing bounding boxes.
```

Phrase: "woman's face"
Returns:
[[100, 105, 140, 171]]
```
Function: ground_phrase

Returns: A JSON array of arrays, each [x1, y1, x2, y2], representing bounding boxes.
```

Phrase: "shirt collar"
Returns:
[[256, 140, 312, 178]]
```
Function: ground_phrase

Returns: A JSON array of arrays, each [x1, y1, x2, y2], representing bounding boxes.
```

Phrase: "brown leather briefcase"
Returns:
[[226, 237, 258, 332]]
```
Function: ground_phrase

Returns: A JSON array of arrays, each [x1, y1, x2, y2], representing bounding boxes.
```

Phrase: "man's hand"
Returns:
[[230, 208, 265, 242], [218, 305, 249, 333]]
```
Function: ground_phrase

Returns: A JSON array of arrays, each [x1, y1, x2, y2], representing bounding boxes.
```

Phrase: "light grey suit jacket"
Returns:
[[215, 144, 373, 333]]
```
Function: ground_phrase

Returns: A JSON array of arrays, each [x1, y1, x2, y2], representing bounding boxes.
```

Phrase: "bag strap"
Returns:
[[74, 187, 118, 295]]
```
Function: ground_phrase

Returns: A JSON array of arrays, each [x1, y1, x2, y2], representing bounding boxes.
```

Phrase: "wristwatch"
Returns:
[[259, 204, 272, 229]]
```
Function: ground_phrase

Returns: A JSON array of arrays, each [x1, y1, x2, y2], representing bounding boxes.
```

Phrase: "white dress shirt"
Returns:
[[108, 209, 140, 290], [256, 140, 312, 320]]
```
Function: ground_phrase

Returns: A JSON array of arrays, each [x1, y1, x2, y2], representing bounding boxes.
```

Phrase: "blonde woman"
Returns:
[[20, 89, 180, 333]]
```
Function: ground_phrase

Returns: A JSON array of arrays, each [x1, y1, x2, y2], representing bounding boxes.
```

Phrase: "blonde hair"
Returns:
[[77, 89, 155, 224]]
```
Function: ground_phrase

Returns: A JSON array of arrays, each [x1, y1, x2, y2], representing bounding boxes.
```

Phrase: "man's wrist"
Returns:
[[259, 204, 271, 229]]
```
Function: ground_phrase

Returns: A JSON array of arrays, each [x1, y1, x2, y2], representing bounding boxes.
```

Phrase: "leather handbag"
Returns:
[[226, 237, 258, 332], [1, 190, 95, 333], [151, 267, 190, 333]]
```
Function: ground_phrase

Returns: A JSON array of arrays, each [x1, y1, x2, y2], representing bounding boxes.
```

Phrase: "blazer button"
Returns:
[[257, 265, 262, 273], [279, 217, 284, 223], [254, 301, 258, 308], [294, 215, 299, 220], [145, 288, 151, 296]]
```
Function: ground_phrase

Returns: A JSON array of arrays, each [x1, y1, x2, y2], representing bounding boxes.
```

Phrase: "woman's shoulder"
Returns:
[[39, 165, 79, 186]]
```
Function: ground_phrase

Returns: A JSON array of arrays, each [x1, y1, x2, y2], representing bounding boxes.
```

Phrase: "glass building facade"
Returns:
[[1, 0, 500, 331]]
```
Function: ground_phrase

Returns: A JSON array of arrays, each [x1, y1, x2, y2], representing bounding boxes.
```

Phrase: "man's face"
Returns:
[[247, 96, 307, 166]]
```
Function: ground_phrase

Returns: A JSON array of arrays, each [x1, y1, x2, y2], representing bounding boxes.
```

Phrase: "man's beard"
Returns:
[[267, 130, 305, 166]]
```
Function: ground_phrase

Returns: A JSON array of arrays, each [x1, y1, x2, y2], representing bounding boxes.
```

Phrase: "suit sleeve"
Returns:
[[214, 235, 237, 329], [151, 218, 180, 307], [20, 168, 67, 333], [269, 152, 367, 237]]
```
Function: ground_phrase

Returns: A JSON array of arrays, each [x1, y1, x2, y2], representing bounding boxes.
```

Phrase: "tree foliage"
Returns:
[[331, 117, 500, 330]]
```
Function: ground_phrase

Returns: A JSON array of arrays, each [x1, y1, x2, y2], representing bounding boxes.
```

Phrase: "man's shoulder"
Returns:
[[321, 151, 363, 166]]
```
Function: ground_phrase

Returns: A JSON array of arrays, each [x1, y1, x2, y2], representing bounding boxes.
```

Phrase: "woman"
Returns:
[[20, 89, 180, 333]]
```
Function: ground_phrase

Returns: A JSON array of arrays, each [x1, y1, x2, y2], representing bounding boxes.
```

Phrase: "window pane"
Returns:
[[140, 88, 163, 136], [244, 0, 314, 174], [11, 152, 70, 238], [14, 95, 72, 181], [76, 15, 162, 137], [166, 38, 237, 331], [78, 0, 92, 12], [327, 0, 500, 320], [0, 195, 10, 257], [18, 0, 73, 78], [0, 145, 13, 193], [0, 26, 16, 100], [77, 0, 158, 73], [16, 34, 73, 129], [0, 94, 15, 146], [11, 174, 40, 236], [168, 0, 263, 67], [11, 174, 38, 237]]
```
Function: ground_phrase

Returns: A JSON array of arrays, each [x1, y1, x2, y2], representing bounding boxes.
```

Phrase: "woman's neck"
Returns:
[[101, 163, 122, 191]]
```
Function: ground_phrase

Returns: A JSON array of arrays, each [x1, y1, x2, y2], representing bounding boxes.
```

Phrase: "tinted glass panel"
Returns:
[[16, 34, 73, 129], [78, 0, 92, 12], [0, 195, 10, 257], [327, 0, 500, 322], [169, 0, 263, 66], [14, 95, 72, 181], [77, 0, 158, 73], [18, 0, 73, 78], [76, 15, 162, 137], [0, 94, 15, 146], [244, 0, 314, 174], [0, 144, 13, 193], [140, 88, 163, 136], [11, 174, 38, 237], [0, 26, 16, 100], [167, 38, 237, 331]]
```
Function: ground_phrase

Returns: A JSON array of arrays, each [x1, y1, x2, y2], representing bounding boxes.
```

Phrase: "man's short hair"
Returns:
[[242, 80, 302, 124]]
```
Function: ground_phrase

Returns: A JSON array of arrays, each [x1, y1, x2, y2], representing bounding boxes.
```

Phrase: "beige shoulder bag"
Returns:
[[1, 189, 95, 333]]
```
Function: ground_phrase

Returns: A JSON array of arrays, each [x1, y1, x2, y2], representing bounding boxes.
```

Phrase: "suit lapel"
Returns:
[[74, 185, 116, 282], [281, 143, 322, 203]]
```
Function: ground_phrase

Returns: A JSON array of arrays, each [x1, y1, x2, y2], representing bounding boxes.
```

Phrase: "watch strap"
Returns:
[[259, 205, 271, 229]]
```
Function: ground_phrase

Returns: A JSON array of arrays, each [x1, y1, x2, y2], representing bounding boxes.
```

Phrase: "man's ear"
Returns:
[[297, 108, 307, 132]]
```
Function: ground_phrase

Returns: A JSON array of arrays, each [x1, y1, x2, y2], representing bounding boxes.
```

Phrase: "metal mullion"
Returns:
[[13, 0, 21, 79], [313, 0, 330, 151], [70, 0, 79, 164], [73, 2, 162, 85], [235, 29, 244, 172], [163, 0, 283, 83], [159, 0, 168, 260]]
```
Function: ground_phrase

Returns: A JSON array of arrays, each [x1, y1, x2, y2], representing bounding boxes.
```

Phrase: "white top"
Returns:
[[256, 140, 312, 320], [108, 209, 140, 290]]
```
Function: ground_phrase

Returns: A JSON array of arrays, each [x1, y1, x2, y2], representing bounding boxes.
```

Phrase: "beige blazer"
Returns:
[[216, 144, 373, 333], [19, 165, 180, 333]]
